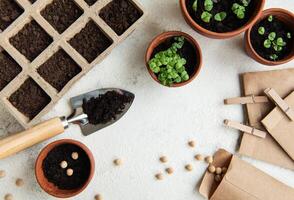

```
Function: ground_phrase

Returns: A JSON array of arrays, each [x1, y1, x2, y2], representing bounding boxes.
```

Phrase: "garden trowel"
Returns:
[[0, 88, 135, 159]]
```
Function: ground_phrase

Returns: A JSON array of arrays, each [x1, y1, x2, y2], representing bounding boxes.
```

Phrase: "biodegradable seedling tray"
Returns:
[[0, 0, 145, 128]]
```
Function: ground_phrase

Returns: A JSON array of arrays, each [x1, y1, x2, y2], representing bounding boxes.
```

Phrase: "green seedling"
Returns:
[[204, 0, 213, 11], [192, 0, 198, 12], [268, 15, 273, 22], [270, 54, 278, 61], [201, 11, 212, 23], [287, 32, 292, 39], [232, 3, 246, 19], [263, 39, 271, 48], [262, 31, 287, 60], [258, 27, 265, 35], [268, 32, 276, 41], [214, 12, 227, 22], [240, 0, 249, 7]]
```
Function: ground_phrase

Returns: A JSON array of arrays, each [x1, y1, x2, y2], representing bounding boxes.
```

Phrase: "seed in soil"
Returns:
[[0, 50, 22, 91], [69, 20, 112, 63], [113, 159, 123, 166], [9, 78, 51, 120], [66, 168, 74, 176], [185, 164, 193, 171], [4, 194, 13, 200], [250, 15, 293, 61], [71, 152, 79, 160], [95, 194, 103, 200], [186, 0, 258, 33], [155, 173, 163, 180], [159, 156, 168, 163], [41, 0, 83, 34], [205, 156, 213, 164], [0, 170, 6, 178], [99, 0, 142, 35], [84, 0, 98, 6], [9, 20, 53, 62], [60, 161, 68, 169], [37, 49, 81, 92], [0, 0, 23, 31], [165, 167, 174, 175], [195, 154, 204, 161], [82, 90, 132, 125], [15, 178, 24, 187], [42, 144, 91, 190]]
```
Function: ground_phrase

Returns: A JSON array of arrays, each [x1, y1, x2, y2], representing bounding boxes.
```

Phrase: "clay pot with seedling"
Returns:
[[180, 0, 265, 39], [245, 8, 294, 65], [145, 31, 202, 87]]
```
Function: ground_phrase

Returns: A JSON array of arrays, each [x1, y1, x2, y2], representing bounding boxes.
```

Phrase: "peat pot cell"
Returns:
[[99, 0, 143, 36], [69, 20, 112, 63], [0, 50, 22, 91], [38, 49, 82, 92], [9, 78, 51, 120], [41, 0, 83, 34], [84, 0, 98, 6], [0, 0, 23, 31], [9, 20, 53, 62], [42, 144, 91, 190]]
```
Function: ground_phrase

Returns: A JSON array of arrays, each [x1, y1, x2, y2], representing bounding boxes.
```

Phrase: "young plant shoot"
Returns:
[[148, 37, 190, 86]]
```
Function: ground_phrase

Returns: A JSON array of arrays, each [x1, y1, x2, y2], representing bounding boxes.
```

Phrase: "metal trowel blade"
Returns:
[[69, 88, 135, 136]]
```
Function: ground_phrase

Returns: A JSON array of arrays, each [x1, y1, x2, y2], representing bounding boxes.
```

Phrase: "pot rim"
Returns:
[[179, 0, 266, 39], [245, 8, 294, 66], [145, 31, 202, 87], [35, 139, 95, 198]]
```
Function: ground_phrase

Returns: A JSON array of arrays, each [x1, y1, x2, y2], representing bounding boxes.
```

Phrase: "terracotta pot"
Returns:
[[145, 31, 202, 87], [245, 8, 294, 66], [179, 0, 265, 39], [35, 139, 95, 198]]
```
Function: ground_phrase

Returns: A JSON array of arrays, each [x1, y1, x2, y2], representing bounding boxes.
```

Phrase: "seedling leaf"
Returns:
[[201, 11, 212, 23], [268, 32, 276, 41], [263, 39, 271, 48], [258, 27, 265, 35], [232, 3, 246, 19], [204, 0, 213, 11], [214, 12, 227, 22], [270, 54, 278, 61], [287, 32, 291, 39], [268, 15, 273, 22], [192, 0, 198, 12]]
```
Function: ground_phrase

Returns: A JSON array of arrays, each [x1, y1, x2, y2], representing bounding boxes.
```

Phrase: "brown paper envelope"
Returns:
[[240, 68, 294, 169], [262, 91, 294, 161], [199, 149, 294, 200]]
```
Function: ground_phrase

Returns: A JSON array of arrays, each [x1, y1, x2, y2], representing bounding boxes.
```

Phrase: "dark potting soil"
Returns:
[[0, 50, 22, 91], [41, 0, 83, 34], [151, 37, 198, 77], [9, 20, 53, 62], [69, 20, 112, 63], [0, 0, 23, 31], [37, 49, 81, 92], [42, 144, 91, 190], [250, 16, 293, 61], [84, 0, 98, 6], [99, 0, 142, 35], [82, 91, 132, 125], [186, 0, 257, 33], [9, 78, 51, 120]]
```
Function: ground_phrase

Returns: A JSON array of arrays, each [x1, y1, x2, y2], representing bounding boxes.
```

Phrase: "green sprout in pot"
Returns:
[[231, 3, 246, 19], [214, 12, 227, 22], [148, 36, 190, 86], [258, 27, 265, 35]]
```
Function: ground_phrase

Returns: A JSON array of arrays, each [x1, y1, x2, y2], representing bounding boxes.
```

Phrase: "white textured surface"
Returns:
[[0, 0, 293, 199]]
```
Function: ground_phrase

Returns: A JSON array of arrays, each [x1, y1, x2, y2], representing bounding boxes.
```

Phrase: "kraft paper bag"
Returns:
[[262, 91, 294, 161], [199, 149, 294, 200], [240, 68, 294, 169]]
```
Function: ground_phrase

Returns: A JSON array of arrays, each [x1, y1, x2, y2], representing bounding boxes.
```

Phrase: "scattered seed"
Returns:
[[4, 194, 13, 200], [0, 170, 6, 178], [208, 165, 216, 173], [165, 167, 174, 175], [215, 167, 222, 175], [94, 194, 102, 200], [205, 156, 213, 164], [159, 156, 168, 163], [71, 152, 79, 160], [215, 174, 222, 182], [194, 154, 204, 161], [222, 167, 227, 174], [155, 173, 163, 180], [60, 161, 68, 169], [188, 140, 195, 148], [113, 159, 123, 166], [66, 168, 74, 176], [185, 164, 193, 171], [16, 178, 24, 187]]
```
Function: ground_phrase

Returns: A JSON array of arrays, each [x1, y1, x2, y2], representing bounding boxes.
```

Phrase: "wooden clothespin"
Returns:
[[224, 95, 269, 105], [264, 88, 294, 121], [224, 120, 267, 138]]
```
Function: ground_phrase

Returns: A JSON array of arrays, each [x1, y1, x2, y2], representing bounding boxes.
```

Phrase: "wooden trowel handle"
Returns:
[[0, 117, 65, 159]]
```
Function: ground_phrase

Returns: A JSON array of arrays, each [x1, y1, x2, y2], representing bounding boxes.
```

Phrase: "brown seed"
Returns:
[[94, 194, 102, 200], [215, 175, 222, 182], [113, 159, 123, 166], [71, 152, 79, 160], [60, 161, 68, 169], [0, 170, 6, 178], [4, 194, 13, 200], [185, 164, 193, 171], [188, 140, 195, 148], [215, 167, 222, 175], [208, 165, 216, 173], [159, 156, 168, 163], [155, 173, 163, 180], [165, 167, 174, 175], [205, 156, 213, 164], [222, 167, 227, 174], [16, 178, 24, 187], [194, 154, 204, 161], [66, 168, 74, 176]]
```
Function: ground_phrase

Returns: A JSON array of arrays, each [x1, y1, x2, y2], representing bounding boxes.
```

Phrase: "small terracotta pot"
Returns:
[[179, 0, 265, 39], [245, 8, 294, 66], [145, 31, 202, 87], [35, 139, 95, 198]]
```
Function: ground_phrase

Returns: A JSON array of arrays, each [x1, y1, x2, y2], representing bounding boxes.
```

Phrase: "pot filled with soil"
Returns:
[[145, 31, 202, 87], [35, 139, 95, 198], [180, 0, 265, 39], [245, 8, 294, 66]]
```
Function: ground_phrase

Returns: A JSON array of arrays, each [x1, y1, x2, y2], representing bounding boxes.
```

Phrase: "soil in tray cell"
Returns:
[[0, 0, 23, 31], [38, 49, 81, 92], [69, 20, 112, 63], [9, 78, 51, 120], [84, 0, 98, 6], [9, 20, 53, 62], [99, 0, 142, 36], [41, 0, 83, 34], [0, 50, 22, 91], [42, 144, 91, 190]]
